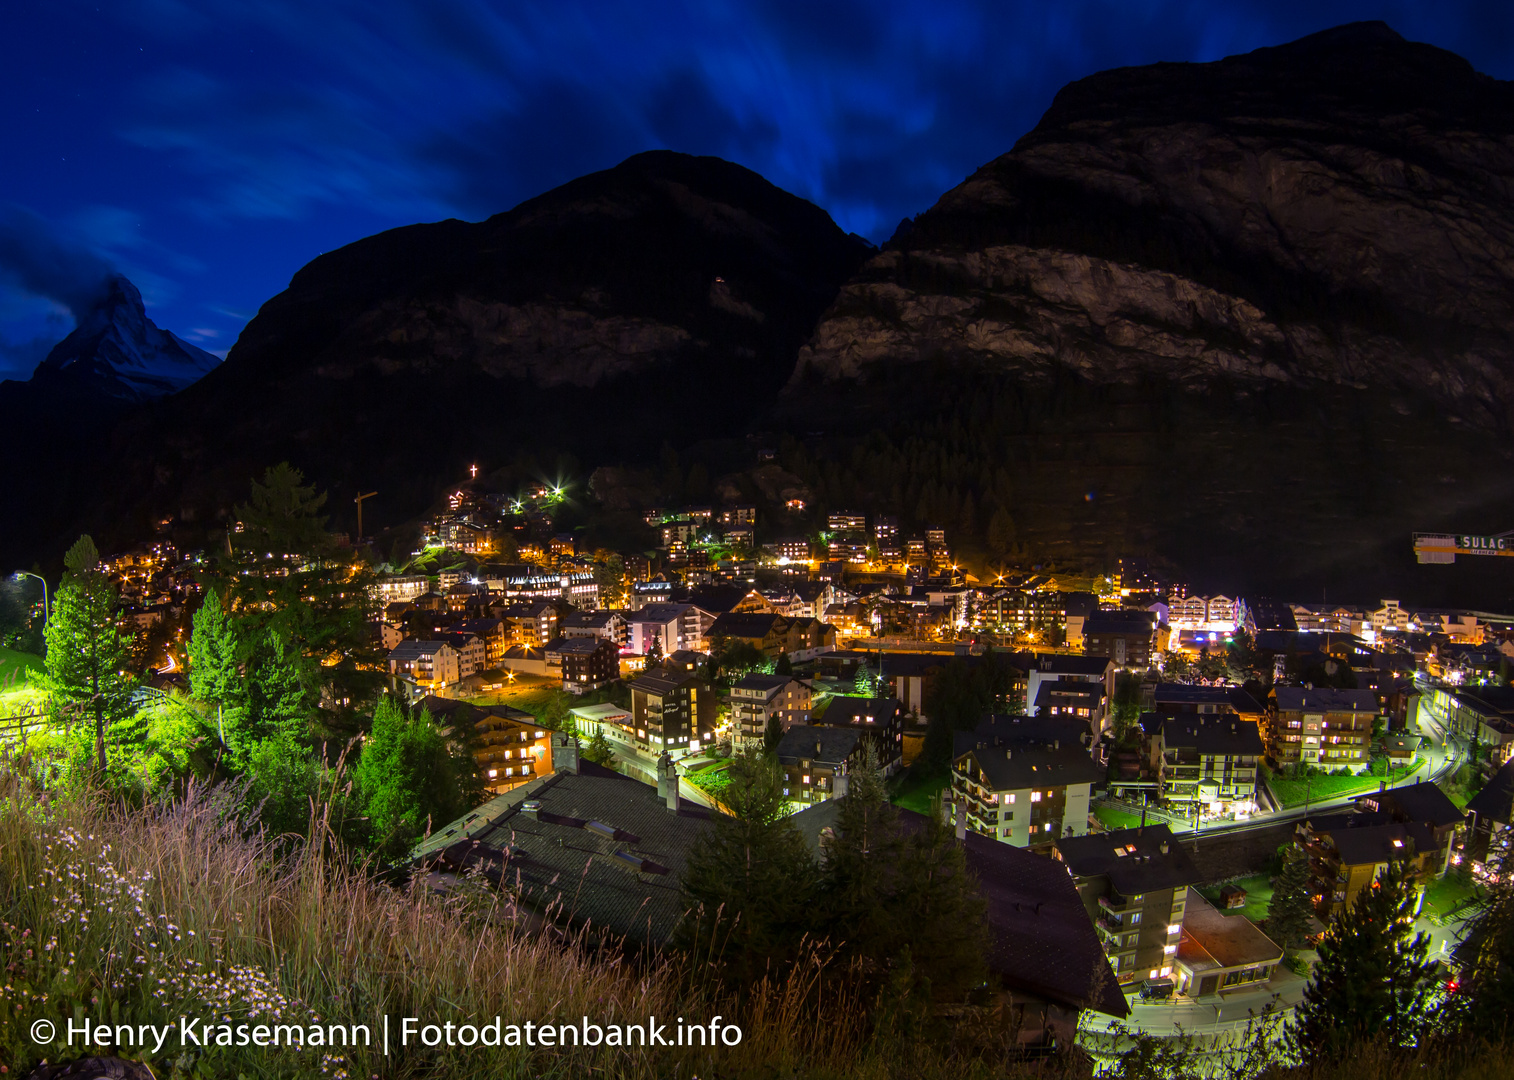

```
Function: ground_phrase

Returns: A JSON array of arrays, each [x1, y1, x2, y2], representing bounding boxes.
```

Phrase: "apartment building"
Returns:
[[387, 640, 460, 688], [1054, 825, 1200, 985], [951, 715, 1104, 848], [627, 667, 716, 755], [729, 674, 811, 752], [1269, 687, 1379, 767], [776, 725, 861, 806], [1158, 715, 1265, 815]]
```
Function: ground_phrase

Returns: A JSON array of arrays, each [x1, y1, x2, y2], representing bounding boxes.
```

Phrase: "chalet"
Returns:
[[387, 640, 461, 688], [1269, 687, 1379, 768], [817, 696, 904, 775], [1158, 714, 1265, 815], [775, 725, 862, 806]]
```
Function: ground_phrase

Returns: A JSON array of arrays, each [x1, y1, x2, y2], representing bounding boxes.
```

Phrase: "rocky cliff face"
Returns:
[[794, 23, 1514, 431]]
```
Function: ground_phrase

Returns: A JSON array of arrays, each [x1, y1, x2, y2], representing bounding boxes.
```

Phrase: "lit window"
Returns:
[[1031, 791, 1043, 802], [1168, 924, 1181, 934], [1008, 793, 1016, 804], [1164, 944, 1178, 955], [1044, 822, 1052, 832], [802, 775, 811, 784]]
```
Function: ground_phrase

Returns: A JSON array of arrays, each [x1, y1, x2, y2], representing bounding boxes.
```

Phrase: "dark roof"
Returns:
[[1054, 825, 1202, 896], [732, 673, 799, 692], [708, 611, 785, 637], [415, 763, 714, 946], [1353, 781, 1464, 830], [1160, 716, 1265, 757], [1273, 687, 1379, 712], [788, 801, 1127, 1019], [1034, 681, 1105, 707], [544, 635, 613, 656], [954, 714, 1092, 760], [629, 669, 698, 696], [1153, 684, 1264, 713], [1083, 610, 1156, 634], [820, 696, 902, 727], [628, 602, 692, 624], [560, 610, 620, 629], [1466, 757, 1514, 825], [1033, 654, 1112, 676], [1322, 821, 1433, 867], [387, 639, 452, 659], [776, 725, 861, 766], [957, 741, 1105, 793], [417, 695, 536, 726]]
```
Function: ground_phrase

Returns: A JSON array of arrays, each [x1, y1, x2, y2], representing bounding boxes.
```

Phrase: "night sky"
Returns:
[[4, 1, 1514, 381]]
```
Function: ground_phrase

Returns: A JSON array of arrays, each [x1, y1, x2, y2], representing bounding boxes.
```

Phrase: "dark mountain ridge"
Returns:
[[0, 151, 871, 565], [787, 22, 1514, 603]]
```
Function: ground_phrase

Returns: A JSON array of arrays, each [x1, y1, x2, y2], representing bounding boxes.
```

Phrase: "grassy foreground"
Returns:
[[1268, 759, 1424, 809], [2, 777, 1512, 1080], [0, 778, 1050, 1080]]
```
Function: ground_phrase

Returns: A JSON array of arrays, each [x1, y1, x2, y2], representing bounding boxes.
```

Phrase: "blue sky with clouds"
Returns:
[[3, 0, 1514, 380]]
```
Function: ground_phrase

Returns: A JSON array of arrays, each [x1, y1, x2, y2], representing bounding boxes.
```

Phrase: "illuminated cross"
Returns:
[[469, 463, 478, 479]]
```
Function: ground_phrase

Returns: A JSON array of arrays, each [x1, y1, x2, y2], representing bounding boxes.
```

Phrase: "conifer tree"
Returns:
[[775, 652, 793, 676], [677, 751, 817, 982], [821, 743, 989, 1000], [1293, 858, 1436, 1056], [582, 728, 618, 770], [44, 535, 136, 774], [1267, 844, 1315, 954], [355, 697, 463, 854], [1449, 834, 1514, 1037], [187, 589, 242, 708], [763, 713, 785, 755]]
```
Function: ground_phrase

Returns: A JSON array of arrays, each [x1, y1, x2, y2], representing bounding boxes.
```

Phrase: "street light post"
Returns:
[[11, 571, 49, 634]]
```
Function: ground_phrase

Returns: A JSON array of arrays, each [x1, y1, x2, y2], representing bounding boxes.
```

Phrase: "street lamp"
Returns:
[[11, 571, 48, 631]]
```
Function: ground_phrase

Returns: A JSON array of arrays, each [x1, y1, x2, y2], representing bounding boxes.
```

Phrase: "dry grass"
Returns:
[[0, 773, 1053, 1080]]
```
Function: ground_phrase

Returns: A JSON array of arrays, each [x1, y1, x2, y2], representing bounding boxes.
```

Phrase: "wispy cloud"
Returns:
[[104, 0, 1514, 238]]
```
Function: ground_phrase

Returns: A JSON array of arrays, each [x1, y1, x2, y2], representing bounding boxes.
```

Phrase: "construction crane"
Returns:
[[1413, 530, 1514, 564], [354, 491, 378, 541]]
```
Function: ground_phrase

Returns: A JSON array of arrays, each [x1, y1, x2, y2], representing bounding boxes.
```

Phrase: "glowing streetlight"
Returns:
[[11, 571, 48, 630]]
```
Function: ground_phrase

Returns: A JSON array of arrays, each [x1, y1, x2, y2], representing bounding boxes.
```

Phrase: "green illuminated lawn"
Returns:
[[1199, 873, 1275, 925], [0, 648, 44, 714], [1420, 874, 1479, 922], [1094, 805, 1144, 831], [0, 646, 42, 684], [890, 771, 948, 814], [1268, 758, 1424, 808]]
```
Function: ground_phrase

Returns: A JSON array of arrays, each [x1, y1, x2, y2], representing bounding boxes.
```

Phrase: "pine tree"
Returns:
[[763, 713, 785, 755], [775, 652, 793, 676], [355, 697, 463, 854], [1449, 833, 1514, 1037], [677, 751, 817, 983], [1267, 845, 1315, 954], [1293, 858, 1436, 1057], [821, 743, 989, 1000], [44, 536, 136, 774], [582, 728, 618, 770], [986, 507, 1016, 557], [187, 589, 242, 708]]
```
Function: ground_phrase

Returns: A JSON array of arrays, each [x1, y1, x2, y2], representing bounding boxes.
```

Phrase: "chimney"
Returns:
[[1160, 841, 1169, 855], [1054, 739, 1060, 750], [553, 730, 580, 775], [656, 751, 673, 801], [815, 740, 822, 756]]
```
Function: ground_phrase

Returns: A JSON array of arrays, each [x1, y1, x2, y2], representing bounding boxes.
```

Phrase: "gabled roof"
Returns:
[[544, 635, 613, 656], [820, 696, 902, 727], [953, 714, 1094, 761], [628, 668, 698, 696], [776, 725, 861, 766], [1054, 825, 1201, 896], [958, 741, 1105, 793], [628, 602, 692, 625], [414, 763, 715, 946], [1353, 781, 1463, 830], [1033, 654, 1112, 676], [708, 611, 786, 637], [1466, 757, 1514, 825], [788, 800, 1127, 1019], [387, 639, 454, 660], [732, 673, 799, 693], [1321, 821, 1433, 867], [1272, 687, 1379, 712], [1034, 681, 1105, 707], [1160, 716, 1265, 757]]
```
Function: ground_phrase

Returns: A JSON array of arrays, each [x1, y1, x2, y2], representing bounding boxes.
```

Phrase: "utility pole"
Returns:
[[354, 491, 378, 541]]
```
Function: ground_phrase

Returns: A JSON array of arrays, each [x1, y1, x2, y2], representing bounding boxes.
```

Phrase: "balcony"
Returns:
[[1098, 895, 1132, 914], [1097, 915, 1124, 934]]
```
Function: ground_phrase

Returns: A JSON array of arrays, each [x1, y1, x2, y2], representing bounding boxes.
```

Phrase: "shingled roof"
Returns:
[[414, 763, 714, 947], [1054, 825, 1201, 897], [1467, 757, 1514, 826]]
